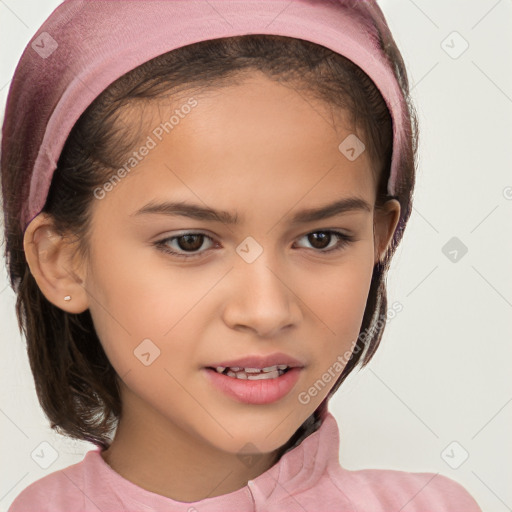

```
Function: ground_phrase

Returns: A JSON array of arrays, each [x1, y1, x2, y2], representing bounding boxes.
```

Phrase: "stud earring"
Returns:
[[64, 295, 71, 301]]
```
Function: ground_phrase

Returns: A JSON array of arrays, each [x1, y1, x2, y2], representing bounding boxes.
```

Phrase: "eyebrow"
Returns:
[[132, 196, 372, 225]]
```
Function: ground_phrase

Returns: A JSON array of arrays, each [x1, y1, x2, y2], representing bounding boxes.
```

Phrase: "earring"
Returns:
[[64, 295, 71, 301]]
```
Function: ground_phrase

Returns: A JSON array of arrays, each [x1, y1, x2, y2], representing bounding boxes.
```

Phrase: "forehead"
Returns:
[[92, 72, 376, 223]]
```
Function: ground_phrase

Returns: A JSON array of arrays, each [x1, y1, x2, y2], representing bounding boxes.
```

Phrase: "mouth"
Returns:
[[202, 352, 305, 404]]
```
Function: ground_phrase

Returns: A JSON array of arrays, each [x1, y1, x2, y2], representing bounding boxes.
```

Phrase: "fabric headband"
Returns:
[[2, 0, 409, 231]]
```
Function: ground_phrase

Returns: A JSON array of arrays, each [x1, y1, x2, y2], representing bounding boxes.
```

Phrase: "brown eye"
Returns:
[[176, 234, 204, 252], [307, 232, 331, 249], [295, 230, 354, 253], [155, 232, 215, 258]]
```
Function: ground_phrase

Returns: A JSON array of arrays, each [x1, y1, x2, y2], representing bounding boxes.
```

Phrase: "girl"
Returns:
[[1, 0, 483, 510]]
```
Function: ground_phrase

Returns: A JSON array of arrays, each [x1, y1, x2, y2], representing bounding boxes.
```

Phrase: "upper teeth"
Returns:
[[214, 365, 289, 380]]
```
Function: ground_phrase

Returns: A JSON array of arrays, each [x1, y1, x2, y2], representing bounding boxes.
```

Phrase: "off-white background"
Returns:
[[1, 1, 511, 511]]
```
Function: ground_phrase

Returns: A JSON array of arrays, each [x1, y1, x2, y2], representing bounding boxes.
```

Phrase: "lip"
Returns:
[[203, 367, 302, 405], [206, 352, 305, 370]]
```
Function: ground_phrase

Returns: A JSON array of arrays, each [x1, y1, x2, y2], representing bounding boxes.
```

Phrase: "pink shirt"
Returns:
[[9, 412, 482, 511]]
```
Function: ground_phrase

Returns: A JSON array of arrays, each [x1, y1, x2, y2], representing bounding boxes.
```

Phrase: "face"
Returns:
[[49, 72, 399, 456]]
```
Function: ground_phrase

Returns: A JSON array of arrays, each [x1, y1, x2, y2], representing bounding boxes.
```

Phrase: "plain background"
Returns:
[[0, 1, 511, 511]]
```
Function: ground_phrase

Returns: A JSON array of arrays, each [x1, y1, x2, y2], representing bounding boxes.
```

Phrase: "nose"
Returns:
[[221, 252, 302, 337]]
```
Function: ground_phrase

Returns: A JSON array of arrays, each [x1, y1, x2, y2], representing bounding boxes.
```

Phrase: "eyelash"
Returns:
[[154, 230, 355, 259]]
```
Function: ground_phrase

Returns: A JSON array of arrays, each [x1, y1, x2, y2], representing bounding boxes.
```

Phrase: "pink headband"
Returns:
[[3, 0, 409, 231]]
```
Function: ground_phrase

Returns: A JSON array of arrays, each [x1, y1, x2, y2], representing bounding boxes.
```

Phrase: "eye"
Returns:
[[154, 232, 216, 259], [294, 230, 355, 253], [154, 229, 355, 260]]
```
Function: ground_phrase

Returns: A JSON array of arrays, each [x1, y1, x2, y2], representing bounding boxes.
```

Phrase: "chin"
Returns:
[[196, 408, 309, 455]]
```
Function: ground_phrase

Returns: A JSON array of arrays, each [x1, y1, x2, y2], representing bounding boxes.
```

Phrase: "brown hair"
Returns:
[[1, 33, 418, 454]]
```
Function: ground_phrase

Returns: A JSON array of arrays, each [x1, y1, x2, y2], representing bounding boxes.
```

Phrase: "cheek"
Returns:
[[300, 244, 374, 354], [84, 242, 217, 371]]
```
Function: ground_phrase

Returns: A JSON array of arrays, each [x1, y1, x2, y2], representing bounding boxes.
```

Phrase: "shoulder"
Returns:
[[328, 466, 482, 512], [8, 451, 98, 512]]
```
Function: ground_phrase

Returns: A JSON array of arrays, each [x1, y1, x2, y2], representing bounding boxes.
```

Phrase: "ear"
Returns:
[[373, 199, 401, 264], [23, 213, 89, 313]]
